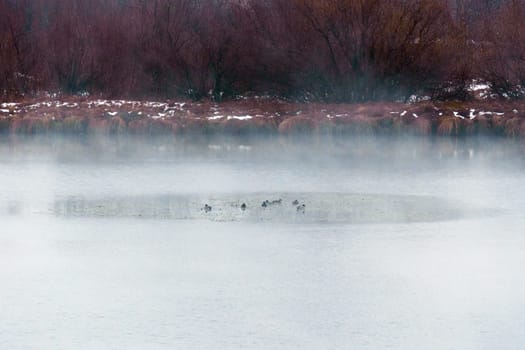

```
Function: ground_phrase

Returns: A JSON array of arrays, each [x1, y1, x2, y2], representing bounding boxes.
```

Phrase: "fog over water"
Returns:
[[1, 135, 525, 349]]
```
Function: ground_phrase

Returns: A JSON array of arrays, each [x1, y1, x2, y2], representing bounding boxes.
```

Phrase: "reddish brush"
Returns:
[[503, 117, 524, 137], [465, 115, 491, 136], [87, 117, 110, 134], [438, 116, 463, 136], [411, 117, 433, 136], [278, 116, 318, 135]]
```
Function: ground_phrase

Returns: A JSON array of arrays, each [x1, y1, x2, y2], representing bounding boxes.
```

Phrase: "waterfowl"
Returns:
[[296, 204, 305, 213], [292, 200, 299, 205], [241, 203, 247, 211], [203, 204, 212, 213]]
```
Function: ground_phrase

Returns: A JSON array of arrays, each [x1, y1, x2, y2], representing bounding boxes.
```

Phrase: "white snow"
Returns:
[[453, 112, 465, 119], [400, 111, 407, 117], [0, 109, 10, 113], [207, 115, 253, 121], [468, 80, 491, 92], [90, 100, 111, 107], [475, 111, 506, 117], [1, 103, 19, 108], [151, 113, 168, 119], [407, 95, 430, 103], [227, 115, 253, 121], [143, 102, 167, 108], [412, 113, 419, 118], [164, 102, 185, 111], [27, 103, 41, 109], [469, 109, 476, 120], [107, 112, 118, 116]]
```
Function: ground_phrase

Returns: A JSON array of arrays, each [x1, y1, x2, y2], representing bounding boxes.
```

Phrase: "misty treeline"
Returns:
[[1, 0, 524, 102]]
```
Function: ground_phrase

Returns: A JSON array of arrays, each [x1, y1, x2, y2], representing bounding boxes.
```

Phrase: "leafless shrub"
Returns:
[[0, 0, 523, 102], [480, 0, 525, 98]]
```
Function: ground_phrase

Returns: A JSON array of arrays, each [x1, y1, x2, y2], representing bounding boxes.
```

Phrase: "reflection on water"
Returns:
[[1, 135, 525, 350]]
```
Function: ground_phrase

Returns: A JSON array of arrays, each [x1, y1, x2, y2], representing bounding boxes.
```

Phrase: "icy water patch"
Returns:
[[52, 192, 487, 224]]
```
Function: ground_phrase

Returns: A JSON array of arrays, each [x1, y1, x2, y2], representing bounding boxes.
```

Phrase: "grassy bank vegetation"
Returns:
[[2, 97, 525, 138]]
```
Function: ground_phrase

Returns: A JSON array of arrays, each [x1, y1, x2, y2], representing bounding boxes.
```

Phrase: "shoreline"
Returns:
[[2, 97, 525, 138]]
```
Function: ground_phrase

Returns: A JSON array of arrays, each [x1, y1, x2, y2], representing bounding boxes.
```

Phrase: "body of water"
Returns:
[[1, 136, 525, 349]]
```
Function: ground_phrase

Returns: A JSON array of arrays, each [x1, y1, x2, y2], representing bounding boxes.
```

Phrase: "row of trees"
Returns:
[[1, 0, 524, 102]]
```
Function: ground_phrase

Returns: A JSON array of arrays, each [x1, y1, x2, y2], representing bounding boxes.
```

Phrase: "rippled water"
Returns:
[[1, 136, 525, 349]]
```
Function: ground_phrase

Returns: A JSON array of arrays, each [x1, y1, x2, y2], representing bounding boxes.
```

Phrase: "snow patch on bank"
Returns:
[[468, 80, 491, 92], [453, 112, 465, 119], [207, 115, 253, 121], [1, 103, 19, 108], [228, 115, 253, 121]]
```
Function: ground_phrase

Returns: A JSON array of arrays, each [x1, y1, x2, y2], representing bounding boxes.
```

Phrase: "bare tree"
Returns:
[[0, 0, 42, 98], [481, 0, 525, 97], [1, 0, 522, 102]]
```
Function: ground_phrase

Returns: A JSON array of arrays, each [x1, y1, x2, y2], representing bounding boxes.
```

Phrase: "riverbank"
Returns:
[[2, 96, 525, 137]]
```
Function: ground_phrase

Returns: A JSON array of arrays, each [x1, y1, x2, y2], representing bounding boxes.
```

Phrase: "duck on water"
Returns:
[[262, 199, 282, 207]]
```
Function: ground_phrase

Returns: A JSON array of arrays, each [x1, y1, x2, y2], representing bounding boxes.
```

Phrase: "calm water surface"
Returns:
[[1, 136, 525, 349]]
